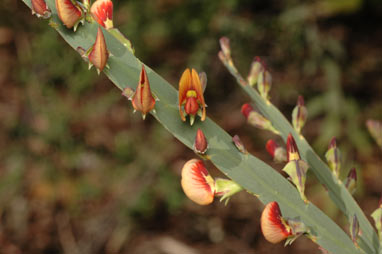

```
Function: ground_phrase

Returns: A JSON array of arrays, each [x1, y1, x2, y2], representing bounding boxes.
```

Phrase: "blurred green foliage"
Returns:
[[0, 0, 381, 253]]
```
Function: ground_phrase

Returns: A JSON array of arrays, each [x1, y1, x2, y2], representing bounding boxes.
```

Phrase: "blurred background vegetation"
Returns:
[[0, 0, 381, 253]]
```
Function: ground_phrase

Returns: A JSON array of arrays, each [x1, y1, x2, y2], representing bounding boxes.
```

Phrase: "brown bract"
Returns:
[[131, 65, 156, 119], [88, 27, 109, 73], [261, 202, 292, 244], [55, 0, 83, 29], [178, 68, 206, 122], [91, 0, 113, 29]]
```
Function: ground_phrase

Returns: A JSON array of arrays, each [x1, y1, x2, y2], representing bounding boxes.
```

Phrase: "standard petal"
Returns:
[[90, 0, 113, 29], [261, 202, 291, 244], [178, 69, 192, 121], [191, 68, 206, 121], [181, 159, 214, 205], [55, 0, 82, 29]]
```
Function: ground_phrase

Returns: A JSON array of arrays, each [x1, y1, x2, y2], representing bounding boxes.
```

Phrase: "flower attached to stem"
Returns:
[[193, 128, 208, 155], [292, 96, 308, 134], [178, 68, 206, 125], [261, 202, 292, 244], [55, 0, 84, 31], [87, 27, 109, 74], [266, 139, 287, 163], [181, 159, 215, 205], [283, 134, 309, 202], [31, 0, 51, 18], [128, 65, 156, 119], [325, 137, 341, 179], [90, 0, 113, 29], [180, 159, 242, 206], [241, 103, 279, 134]]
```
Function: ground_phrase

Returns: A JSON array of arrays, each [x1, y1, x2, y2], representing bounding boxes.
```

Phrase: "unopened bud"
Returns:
[[88, 27, 109, 74], [292, 96, 308, 134], [131, 65, 156, 119], [193, 128, 208, 154], [266, 140, 287, 163], [219, 37, 231, 60], [247, 57, 263, 87], [286, 134, 300, 161], [350, 215, 359, 247], [241, 104, 279, 134], [257, 70, 272, 100], [282, 159, 309, 202], [325, 137, 341, 179], [345, 168, 357, 194]]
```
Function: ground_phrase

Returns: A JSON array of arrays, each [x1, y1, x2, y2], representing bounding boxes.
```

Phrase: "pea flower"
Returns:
[[181, 159, 215, 205], [261, 202, 292, 244], [31, 0, 51, 18], [178, 68, 206, 125], [266, 139, 287, 163], [90, 0, 113, 29], [55, 0, 84, 31]]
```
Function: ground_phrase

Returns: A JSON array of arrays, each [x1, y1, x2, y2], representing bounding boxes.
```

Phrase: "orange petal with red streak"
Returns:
[[90, 0, 113, 29], [178, 69, 192, 121], [191, 68, 206, 121], [55, 0, 82, 29], [261, 202, 292, 244]]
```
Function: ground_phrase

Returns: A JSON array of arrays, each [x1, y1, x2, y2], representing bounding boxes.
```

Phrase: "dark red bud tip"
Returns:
[[194, 128, 208, 154], [286, 133, 300, 161], [348, 168, 357, 181], [241, 103, 253, 119], [329, 137, 337, 149], [297, 95, 305, 106], [266, 140, 277, 158]]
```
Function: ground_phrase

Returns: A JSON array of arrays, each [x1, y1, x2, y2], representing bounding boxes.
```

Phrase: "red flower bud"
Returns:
[[266, 140, 277, 158], [31, 0, 51, 18], [241, 103, 253, 119], [286, 134, 300, 161], [88, 27, 109, 73], [261, 202, 292, 244], [181, 159, 215, 205], [193, 128, 208, 154], [131, 65, 156, 119], [55, 0, 83, 30], [90, 0, 113, 29]]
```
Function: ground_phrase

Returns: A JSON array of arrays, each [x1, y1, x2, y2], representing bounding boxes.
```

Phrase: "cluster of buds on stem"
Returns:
[[178, 68, 206, 125], [180, 159, 242, 205], [31, 0, 51, 18], [266, 139, 287, 163], [371, 196, 382, 242], [55, 0, 85, 31], [282, 134, 309, 202], [241, 104, 279, 134], [325, 137, 341, 179], [292, 96, 308, 134]]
